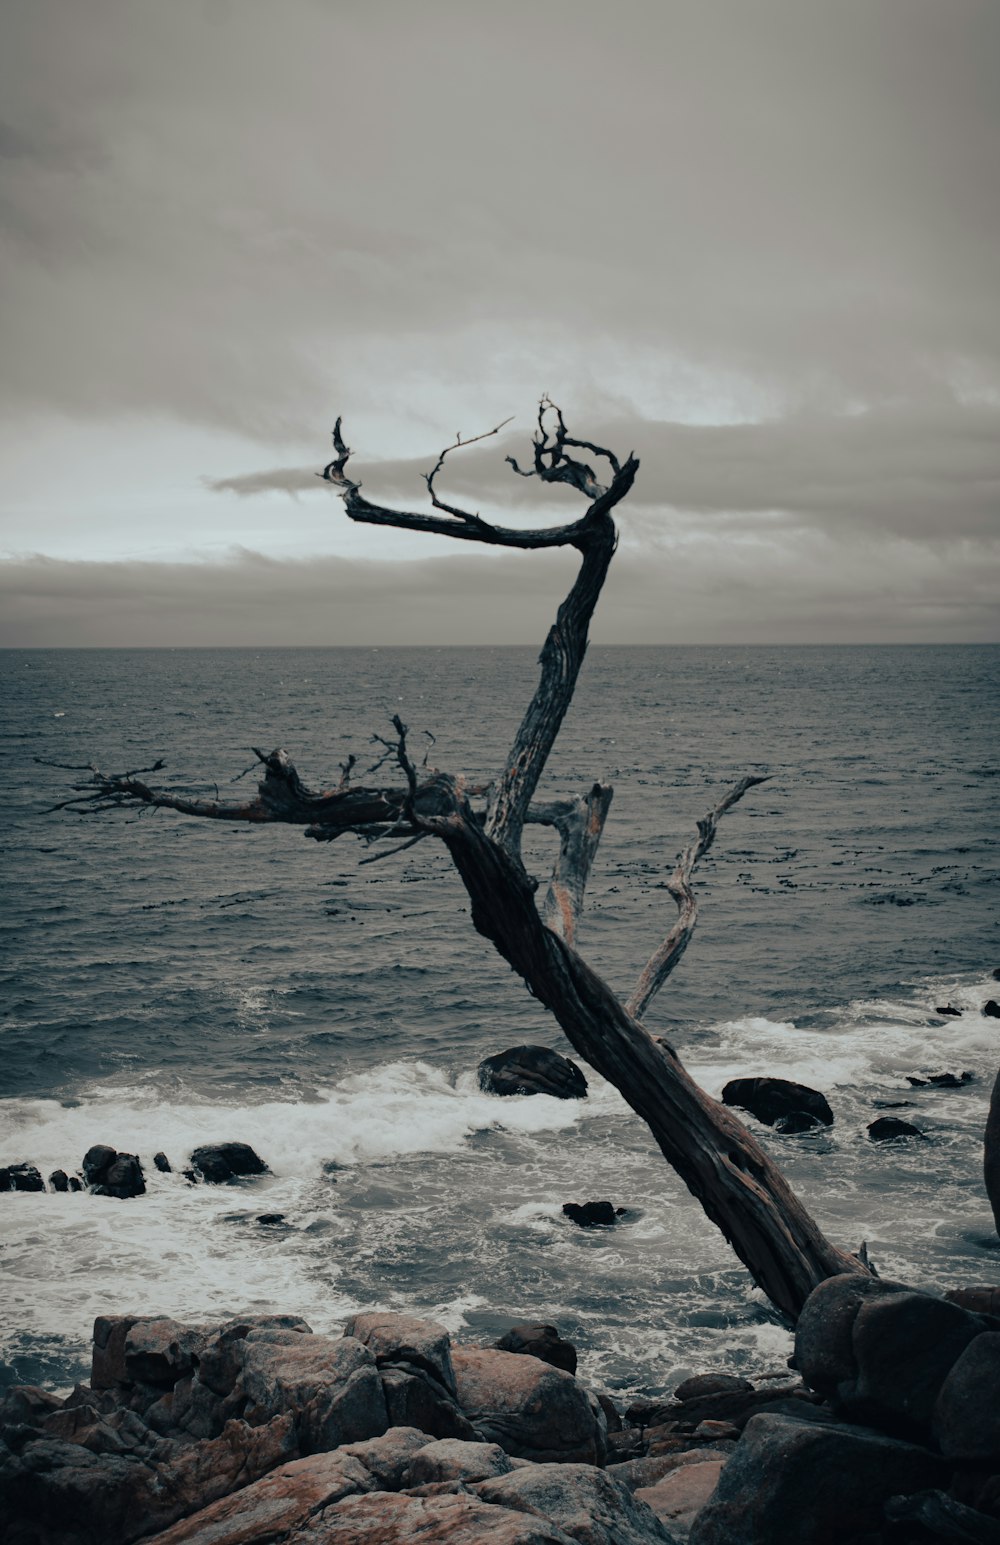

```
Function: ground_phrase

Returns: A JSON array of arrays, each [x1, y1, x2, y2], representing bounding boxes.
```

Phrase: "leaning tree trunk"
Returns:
[[985, 1069, 1000, 1236], [56, 399, 870, 1322]]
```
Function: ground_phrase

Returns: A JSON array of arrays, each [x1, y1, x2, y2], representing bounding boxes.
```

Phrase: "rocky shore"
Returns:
[[3, 1272, 1000, 1544]]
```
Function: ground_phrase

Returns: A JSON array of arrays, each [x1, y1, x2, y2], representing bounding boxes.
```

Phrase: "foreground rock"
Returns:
[[344, 1312, 476, 1440], [475, 1463, 678, 1544], [451, 1347, 607, 1465], [495, 1323, 578, 1375], [477, 1046, 588, 1100], [720, 1078, 833, 1129]]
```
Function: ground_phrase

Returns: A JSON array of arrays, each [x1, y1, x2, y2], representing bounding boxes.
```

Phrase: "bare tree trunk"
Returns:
[[985, 1069, 1000, 1236]]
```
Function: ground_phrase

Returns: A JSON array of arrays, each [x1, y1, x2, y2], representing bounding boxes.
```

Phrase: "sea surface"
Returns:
[[1, 644, 998, 1401]]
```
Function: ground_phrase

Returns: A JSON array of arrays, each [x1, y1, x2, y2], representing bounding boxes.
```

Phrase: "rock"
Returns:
[[907, 1071, 974, 1088], [687, 1411, 950, 1545], [451, 1347, 606, 1465], [625, 1399, 676, 1428], [153, 1153, 172, 1173], [82, 1146, 145, 1199], [934, 1331, 1000, 1460], [81, 1145, 117, 1185], [140, 1449, 377, 1544], [406, 1438, 513, 1487], [636, 1459, 725, 1540], [92, 1315, 148, 1389], [673, 1375, 753, 1403], [378, 1368, 478, 1440], [721, 1078, 833, 1129], [188, 1144, 268, 1184], [0, 1163, 45, 1192], [477, 1046, 588, 1100], [341, 1426, 434, 1490], [197, 1315, 312, 1398], [595, 1393, 621, 1432], [884, 1490, 1000, 1544], [256, 1214, 284, 1226], [671, 1387, 817, 1434], [476, 1463, 679, 1544], [772, 1111, 823, 1134], [985, 1000, 1000, 1019], [868, 1116, 924, 1140], [344, 1312, 475, 1440], [945, 1286, 1000, 1318], [48, 1170, 70, 1192], [935, 1005, 964, 1017], [123, 1319, 207, 1388], [315, 1490, 578, 1542], [562, 1201, 622, 1228], [495, 1324, 578, 1375], [240, 1329, 387, 1454], [794, 1273, 909, 1400], [610, 1451, 732, 1494]]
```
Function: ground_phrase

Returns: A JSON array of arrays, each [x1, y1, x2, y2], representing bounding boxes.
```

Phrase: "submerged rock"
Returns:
[[82, 1147, 145, 1199], [153, 1153, 172, 1173], [868, 1116, 924, 1141], [562, 1201, 623, 1228], [189, 1143, 268, 1184], [906, 1070, 974, 1088], [477, 1045, 588, 1100], [935, 1004, 964, 1017], [721, 1078, 833, 1129], [984, 999, 1000, 1019], [0, 1163, 45, 1192]]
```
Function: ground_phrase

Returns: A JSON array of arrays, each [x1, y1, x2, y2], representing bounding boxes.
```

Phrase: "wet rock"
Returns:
[[562, 1201, 623, 1228], [935, 1004, 964, 1017], [153, 1153, 172, 1173], [81, 1145, 117, 1185], [451, 1347, 606, 1465], [636, 1458, 725, 1539], [477, 1045, 588, 1100], [475, 1463, 677, 1545], [315, 1490, 578, 1542], [868, 1115, 924, 1140], [256, 1214, 285, 1226], [873, 1099, 915, 1109], [721, 1078, 833, 1129], [82, 1146, 145, 1199], [934, 1331, 1000, 1460], [406, 1438, 513, 1487], [68, 1176, 82, 1191], [772, 1111, 823, 1134], [907, 1071, 974, 1088], [240, 1329, 387, 1454], [673, 1376, 753, 1402], [0, 1163, 46, 1192], [341, 1426, 434, 1490], [985, 1000, 1000, 1019], [687, 1411, 949, 1545], [124, 1319, 207, 1388], [495, 1325, 578, 1375], [188, 1143, 268, 1184], [47, 1170, 69, 1192]]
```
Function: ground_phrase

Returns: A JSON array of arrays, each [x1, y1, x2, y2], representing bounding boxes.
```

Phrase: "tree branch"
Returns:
[[626, 776, 770, 1021], [529, 783, 614, 946]]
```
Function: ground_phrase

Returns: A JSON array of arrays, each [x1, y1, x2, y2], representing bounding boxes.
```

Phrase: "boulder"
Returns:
[[720, 1079, 833, 1129], [985, 1000, 1000, 1019], [794, 1274, 911, 1402], [451, 1347, 606, 1465], [934, 1331, 1000, 1460], [846, 1287, 988, 1432], [673, 1376, 753, 1403], [885, 1490, 1000, 1542], [153, 1153, 172, 1173], [868, 1116, 923, 1141], [124, 1319, 207, 1388], [772, 1112, 823, 1134], [313, 1490, 578, 1542], [406, 1438, 513, 1487], [197, 1315, 312, 1399], [92, 1315, 148, 1389], [0, 1163, 45, 1192], [946, 1286, 1000, 1318], [240, 1329, 387, 1454], [188, 1144, 268, 1184], [343, 1312, 475, 1440], [635, 1459, 725, 1540], [475, 1463, 679, 1544], [935, 1004, 963, 1017], [341, 1426, 435, 1490], [562, 1202, 622, 1228], [48, 1170, 70, 1192], [610, 1450, 732, 1494], [378, 1368, 478, 1440], [139, 1449, 376, 1544], [906, 1071, 974, 1088], [496, 1324, 578, 1375], [687, 1411, 949, 1545], [82, 1147, 145, 1199], [477, 1046, 588, 1100]]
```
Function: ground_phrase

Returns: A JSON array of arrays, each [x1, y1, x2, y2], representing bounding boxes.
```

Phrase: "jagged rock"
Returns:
[[240, 1329, 387, 1454], [636, 1458, 725, 1539], [198, 1315, 312, 1399], [477, 1046, 588, 1100], [596, 1393, 622, 1432], [124, 1319, 206, 1388], [188, 1144, 268, 1184], [868, 1116, 924, 1140], [985, 1000, 1000, 1019], [378, 1368, 478, 1440], [562, 1201, 622, 1228], [934, 1331, 1000, 1460], [343, 1312, 475, 1440], [406, 1438, 513, 1487], [495, 1326, 578, 1375], [341, 1426, 434, 1490], [721, 1078, 833, 1129], [687, 1411, 949, 1545], [314, 1490, 578, 1541], [140, 1449, 377, 1544], [673, 1375, 753, 1403], [92, 1316, 148, 1389], [475, 1462, 678, 1544], [0, 1163, 46, 1192], [451, 1347, 606, 1465], [153, 1153, 172, 1173]]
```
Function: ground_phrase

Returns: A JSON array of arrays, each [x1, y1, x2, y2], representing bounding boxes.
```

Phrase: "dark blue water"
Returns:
[[1, 646, 998, 1397]]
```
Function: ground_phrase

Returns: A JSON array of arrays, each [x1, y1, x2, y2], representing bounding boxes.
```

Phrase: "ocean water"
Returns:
[[1, 644, 998, 1400]]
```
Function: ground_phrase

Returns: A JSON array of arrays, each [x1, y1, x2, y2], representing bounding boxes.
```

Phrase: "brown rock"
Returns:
[[198, 1315, 311, 1398], [475, 1462, 677, 1544], [124, 1318, 206, 1387], [344, 1313, 458, 1396], [240, 1330, 387, 1454], [451, 1347, 605, 1465], [673, 1375, 752, 1403], [610, 1450, 732, 1493], [340, 1426, 434, 1490], [495, 1324, 578, 1376], [405, 1438, 513, 1486], [636, 1459, 725, 1539], [313, 1489, 577, 1541]]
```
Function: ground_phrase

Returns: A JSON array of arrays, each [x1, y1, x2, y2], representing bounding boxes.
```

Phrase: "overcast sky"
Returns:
[[1, 0, 998, 645]]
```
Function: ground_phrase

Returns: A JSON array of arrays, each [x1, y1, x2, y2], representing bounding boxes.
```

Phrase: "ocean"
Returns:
[[1, 644, 998, 1402]]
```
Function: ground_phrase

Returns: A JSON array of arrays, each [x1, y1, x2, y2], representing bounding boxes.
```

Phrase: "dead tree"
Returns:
[[50, 400, 867, 1321]]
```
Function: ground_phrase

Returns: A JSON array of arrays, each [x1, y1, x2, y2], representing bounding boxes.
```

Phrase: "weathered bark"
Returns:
[[984, 1069, 1000, 1236], [51, 401, 870, 1320]]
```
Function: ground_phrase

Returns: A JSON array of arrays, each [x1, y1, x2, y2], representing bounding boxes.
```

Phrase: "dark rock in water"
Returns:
[[81, 1145, 117, 1185], [873, 1099, 915, 1109], [494, 1323, 578, 1375], [773, 1111, 824, 1134], [48, 1169, 69, 1192], [257, 1214, 286, 1226], [153, 1152, 171, 1173], [81, 1146, 145, 1199], [722, 1077, 833, 1128], [935, 1003, 963, 1016], [477, 1044, 588, 1100], [562, 1200, 622, 1228], [189, 1142, 269, 1183], [674, 1373, 754, 1402], [0, 1163, 45, 1192], [994, 969, 1000, 981], [907, 1070, 974, 1088], [868, 1116, 924, 1141], [68, 1175, 82, 1191], [985, 999, 1000, 1018]]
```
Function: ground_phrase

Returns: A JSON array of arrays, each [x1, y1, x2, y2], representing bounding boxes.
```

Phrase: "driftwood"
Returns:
[[47, 400, 867, 1321]]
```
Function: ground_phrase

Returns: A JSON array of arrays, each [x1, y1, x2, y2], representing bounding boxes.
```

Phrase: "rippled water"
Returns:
[[1, 645, 998, 1398]]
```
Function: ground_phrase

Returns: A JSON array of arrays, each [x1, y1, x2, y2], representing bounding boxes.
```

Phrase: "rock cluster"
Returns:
[[0, 1142, 269, 1198]]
